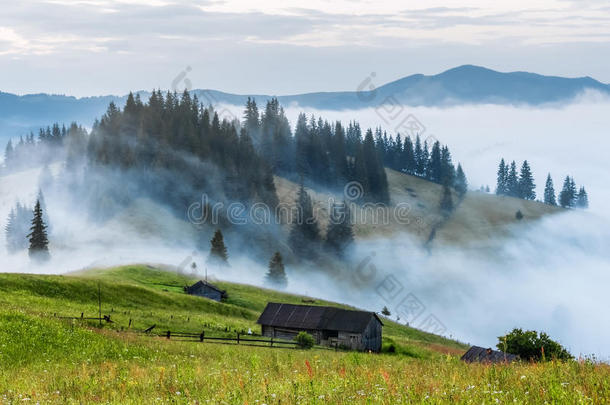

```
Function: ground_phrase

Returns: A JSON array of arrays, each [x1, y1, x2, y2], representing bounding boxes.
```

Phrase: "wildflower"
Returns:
[[520, 375, 526, 380], [305, 360, 313, 378]]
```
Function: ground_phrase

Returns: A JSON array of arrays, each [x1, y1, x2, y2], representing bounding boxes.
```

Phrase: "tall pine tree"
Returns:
[[207, 229, 229, 267], [505, 161, 519, 197], [543, 174, 557, 206], [559, 176, 577, 208], [27, 200, 50, 261], [518, 160, 536, 200], [265, 252, 288, 289], [454, 163, 468, 198], [496, 158, 508, 195]]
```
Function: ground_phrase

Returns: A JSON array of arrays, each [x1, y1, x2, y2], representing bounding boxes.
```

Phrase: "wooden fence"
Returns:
[[51, 313, 299, 349], [148, 328, 299, 348]]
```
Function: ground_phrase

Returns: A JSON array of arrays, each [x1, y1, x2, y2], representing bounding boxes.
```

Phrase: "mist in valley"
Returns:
[[1, 95, 609, 360]]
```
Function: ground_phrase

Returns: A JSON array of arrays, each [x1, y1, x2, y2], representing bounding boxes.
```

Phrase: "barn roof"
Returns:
[[257, 302, 383, 333], [185, 280, 225, 295], [460, 345, 519, 363]]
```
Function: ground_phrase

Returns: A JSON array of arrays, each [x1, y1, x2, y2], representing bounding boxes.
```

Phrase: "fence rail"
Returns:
[[150, 328, 299, 348], [52, 313, 299, 349]]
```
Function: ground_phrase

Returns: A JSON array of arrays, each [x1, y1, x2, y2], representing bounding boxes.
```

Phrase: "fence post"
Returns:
[[166, 331, 171, 339], [80, 312, 84, 319], [270, 338, 273, 347], [200, 331, 205, 342], [237, 333, 240, 344], [128, 319, 132, 329]]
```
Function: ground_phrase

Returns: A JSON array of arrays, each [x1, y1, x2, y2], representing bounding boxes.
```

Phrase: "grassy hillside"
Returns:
[[275, 168, 561, 247], [1, 265, 608, 403]]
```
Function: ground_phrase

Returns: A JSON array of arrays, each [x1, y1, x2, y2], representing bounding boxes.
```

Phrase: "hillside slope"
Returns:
[[0, 264, 465, 355], [275, 168, 561, 248], [1, 265, 608, 403]]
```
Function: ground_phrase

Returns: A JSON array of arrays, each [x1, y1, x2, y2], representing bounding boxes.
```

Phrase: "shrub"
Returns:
[[497, 328, 572, 361], [384, 343, 396, 353], [294, 331, 315, 349]]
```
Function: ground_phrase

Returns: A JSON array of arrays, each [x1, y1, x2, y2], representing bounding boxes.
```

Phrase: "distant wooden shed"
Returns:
[[461, 345, 519, 364], [257, 302, 383, 352], [184, 280, 226, 302]]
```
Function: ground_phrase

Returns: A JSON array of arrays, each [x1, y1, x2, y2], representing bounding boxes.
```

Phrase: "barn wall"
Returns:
[[190, 286, 222, 302], [361, 318, 382, 352], [260, 326, 322, 343]]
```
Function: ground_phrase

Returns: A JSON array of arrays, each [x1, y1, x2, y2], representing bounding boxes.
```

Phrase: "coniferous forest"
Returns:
[[3, 91, 590, 263]]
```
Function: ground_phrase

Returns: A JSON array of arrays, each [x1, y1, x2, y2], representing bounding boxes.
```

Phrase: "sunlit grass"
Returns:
[[1, 265, 607, 403]]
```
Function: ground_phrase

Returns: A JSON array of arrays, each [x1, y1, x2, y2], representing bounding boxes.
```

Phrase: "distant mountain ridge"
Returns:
[[1, 65, 609, 142]]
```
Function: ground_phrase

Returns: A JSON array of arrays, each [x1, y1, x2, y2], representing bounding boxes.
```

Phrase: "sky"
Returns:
[[1, 0, 610, 97]]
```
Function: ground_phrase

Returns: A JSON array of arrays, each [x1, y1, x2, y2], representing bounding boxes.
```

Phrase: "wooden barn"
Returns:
[[257, 302, 383, 352], [461, 346, 519, 364], [184, 280, 226, 302]]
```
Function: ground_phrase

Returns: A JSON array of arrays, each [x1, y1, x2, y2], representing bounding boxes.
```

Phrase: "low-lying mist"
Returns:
[[1, 95, 609, 360]]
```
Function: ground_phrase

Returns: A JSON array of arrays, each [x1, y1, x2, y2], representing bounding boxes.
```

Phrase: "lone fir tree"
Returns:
[[27, 200, 50, 261], [207, 229, 229, 267], [265, 252, 287, 289]]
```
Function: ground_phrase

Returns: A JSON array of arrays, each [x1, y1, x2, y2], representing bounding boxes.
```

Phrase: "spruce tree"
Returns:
[[361, 129, 389, 203], [414, 135, 424, 176], [506, 161, 519, 197], [403, 136, 416, 174], [27, 200, 50, 261], [4, 140, 14, 168], [518, 160, 536, 200], [5, 209, 18, 253], [576, 187, 589, 209], [207, 229, 229, 266], [288, 183, 321, 259], [324, 201, 355, 256], [454, 163, 468, 198], [265, 252, 288, 289], [427, 141, 442, 183], [496, 159, 508, 195], [440, 146, 455, 186], [559, 176, 577, 208], [543, 174, 557, 206]]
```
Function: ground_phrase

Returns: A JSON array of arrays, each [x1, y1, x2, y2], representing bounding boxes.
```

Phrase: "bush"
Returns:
[[294, 331, 315, 349], [383, 343, 396, 353], [497, 328, 572, 361]]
